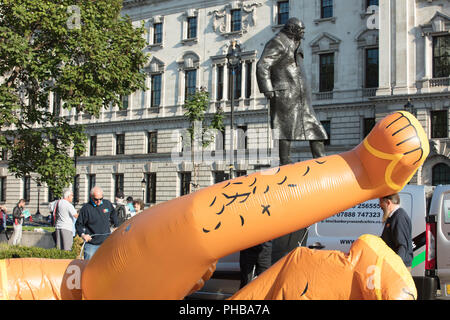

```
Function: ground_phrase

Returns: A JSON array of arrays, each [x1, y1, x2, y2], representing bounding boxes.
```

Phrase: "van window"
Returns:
[[444, 199, 450, 224], [316, 194, 413, 238]]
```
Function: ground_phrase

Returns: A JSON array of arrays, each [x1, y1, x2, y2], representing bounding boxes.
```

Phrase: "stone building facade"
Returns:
[[0, 0, 448, 213]]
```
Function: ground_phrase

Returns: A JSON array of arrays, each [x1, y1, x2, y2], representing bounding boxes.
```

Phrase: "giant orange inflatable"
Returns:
[[230, 234, 417, 300], [0, 111, 428, 300]]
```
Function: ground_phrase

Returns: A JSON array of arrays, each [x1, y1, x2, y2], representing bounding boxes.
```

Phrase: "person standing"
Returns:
[[115, 191, 131, 226], [132, 199, 145, 215], [54, 189, 78, 251], [239, 241, 272, 289], [75, 186, 118, 260], [379, 193, 413, 269], [9, 199, 26, 246], [0, 205, 8, 240]]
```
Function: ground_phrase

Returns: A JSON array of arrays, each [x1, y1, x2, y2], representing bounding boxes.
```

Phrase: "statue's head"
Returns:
[[281, 18, 305, 41]]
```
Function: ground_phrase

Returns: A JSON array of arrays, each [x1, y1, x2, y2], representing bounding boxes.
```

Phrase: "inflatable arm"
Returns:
[[0, 111, 429, 300], [79, 111, 428, 299]]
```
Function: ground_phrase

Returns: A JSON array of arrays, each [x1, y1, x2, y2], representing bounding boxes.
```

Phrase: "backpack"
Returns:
[[116, 204, 128, 226]]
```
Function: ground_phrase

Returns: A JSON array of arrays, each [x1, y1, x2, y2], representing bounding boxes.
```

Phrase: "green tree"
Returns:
[[183, 87, 224, 191], [0, 0, 149, 196]]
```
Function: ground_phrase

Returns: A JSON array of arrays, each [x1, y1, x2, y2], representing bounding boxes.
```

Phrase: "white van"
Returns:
[[188, 184, 450, 300], [428, 185, 450, 300], [307, 185, 429, 278]]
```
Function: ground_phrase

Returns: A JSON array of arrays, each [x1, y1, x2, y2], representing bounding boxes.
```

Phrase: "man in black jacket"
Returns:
[[76, 186, 118, 260], [379, 193, 413, 269]]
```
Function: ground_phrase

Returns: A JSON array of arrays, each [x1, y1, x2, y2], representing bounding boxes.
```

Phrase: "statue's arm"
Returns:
[[256, 39, 284, 97]]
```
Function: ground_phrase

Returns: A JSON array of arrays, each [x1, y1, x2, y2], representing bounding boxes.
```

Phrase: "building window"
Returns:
[[145, 173, 157, 204], [53, 92, 61, 116], [231, 9, 242, 32], [87, 174, 96, 198], [0, 177, 6, 202], [48, 188, 57, 203], [180, 172, 191, 196], [321, 0, 333, 19], [365, 48, 379, 88], [185, 69, 197, 98], [319, 53, 334, 92], [153, 22, 163, 44], [432, 163, 450, 186], [277, 1, 289, 25], [228, 63, 242, 99], [217, 65, 224, 101], [116, 134, 125, 155], [433, 35, 450, 78], [90, 136, 97, 156], [23, 176, 31, 203], [121, 95, 129, 109], [216, 128, 226, 151], [431, 110, 448, 138], [366, 0, 378, 9], [151, 74, 162, 107], [214, 171, 230, 184], [245, 61, 252, 99], [73, 174, 80, 205], [236, 171, 247, 177], [363, 117, 376, 138], [237, 125, 248, 150], [1, 149, 8, 161], [321, 120, 331, 145], [114, 174, 124, 199], [187, 16, 197, 39], [148, 131, 157, 154]]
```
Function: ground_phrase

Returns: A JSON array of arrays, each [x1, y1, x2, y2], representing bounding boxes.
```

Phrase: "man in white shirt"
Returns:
[[53, 188, 78, 251]]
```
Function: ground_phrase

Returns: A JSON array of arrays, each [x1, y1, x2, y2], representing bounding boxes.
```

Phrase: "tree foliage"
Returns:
[[184, 87, 225, 149], [0, 0, 149, 196]]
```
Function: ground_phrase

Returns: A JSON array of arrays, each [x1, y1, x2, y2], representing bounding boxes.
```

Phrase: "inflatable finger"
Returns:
[[79, 111, 428, 299], [0, 258, 87, 300], [229, 234, 416, 300]]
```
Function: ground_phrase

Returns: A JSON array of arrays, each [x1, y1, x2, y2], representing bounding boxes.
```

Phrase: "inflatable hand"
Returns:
[[230, 234, 417, 300], [80, 111, 428, 299]]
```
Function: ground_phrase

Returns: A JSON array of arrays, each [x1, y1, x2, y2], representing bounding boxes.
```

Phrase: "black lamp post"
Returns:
[[141, 177, 146, 203], [36, 182, 41, 216], [226, 40, 241, 180]]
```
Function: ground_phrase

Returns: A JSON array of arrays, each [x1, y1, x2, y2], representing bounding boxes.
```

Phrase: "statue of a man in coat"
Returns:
[[256, 18, 328, 264], [257, 17, 327, 164]]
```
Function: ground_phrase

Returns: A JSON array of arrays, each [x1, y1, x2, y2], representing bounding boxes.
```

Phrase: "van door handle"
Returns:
[[308, 242, 325, 249]]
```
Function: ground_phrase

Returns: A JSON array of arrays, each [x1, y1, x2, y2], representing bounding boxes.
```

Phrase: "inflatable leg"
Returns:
[[0, 258, 87, 300], [79, 111, 427, 299], [229, 234, 416, 300]]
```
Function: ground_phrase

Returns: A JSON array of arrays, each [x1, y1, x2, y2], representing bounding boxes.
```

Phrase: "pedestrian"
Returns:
[[126, 196, 135, 215], [239, 241, 272, 288], [9, 199, 26, 246], [75, 186, 119, 260], [379, 193, 413, 270], [0, 205, 8, 240], [133, 199, 145, 215], [115, 191, 131, 226], [54, 189, 79, 251]]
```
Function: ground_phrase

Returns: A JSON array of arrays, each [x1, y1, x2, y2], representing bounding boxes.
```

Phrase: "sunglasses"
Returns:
[[93, 197, 103, 202]]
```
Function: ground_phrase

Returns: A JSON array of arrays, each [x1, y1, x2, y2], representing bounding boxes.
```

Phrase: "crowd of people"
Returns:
[[0, 186, 146, 260]]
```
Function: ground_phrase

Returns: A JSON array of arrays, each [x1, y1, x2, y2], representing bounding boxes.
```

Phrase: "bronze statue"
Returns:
[[257, 17, 327, 164], [256, 18, 328, 263]]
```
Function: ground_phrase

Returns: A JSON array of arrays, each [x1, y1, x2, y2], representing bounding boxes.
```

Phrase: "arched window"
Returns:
[[432, 163, 450, 186]]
